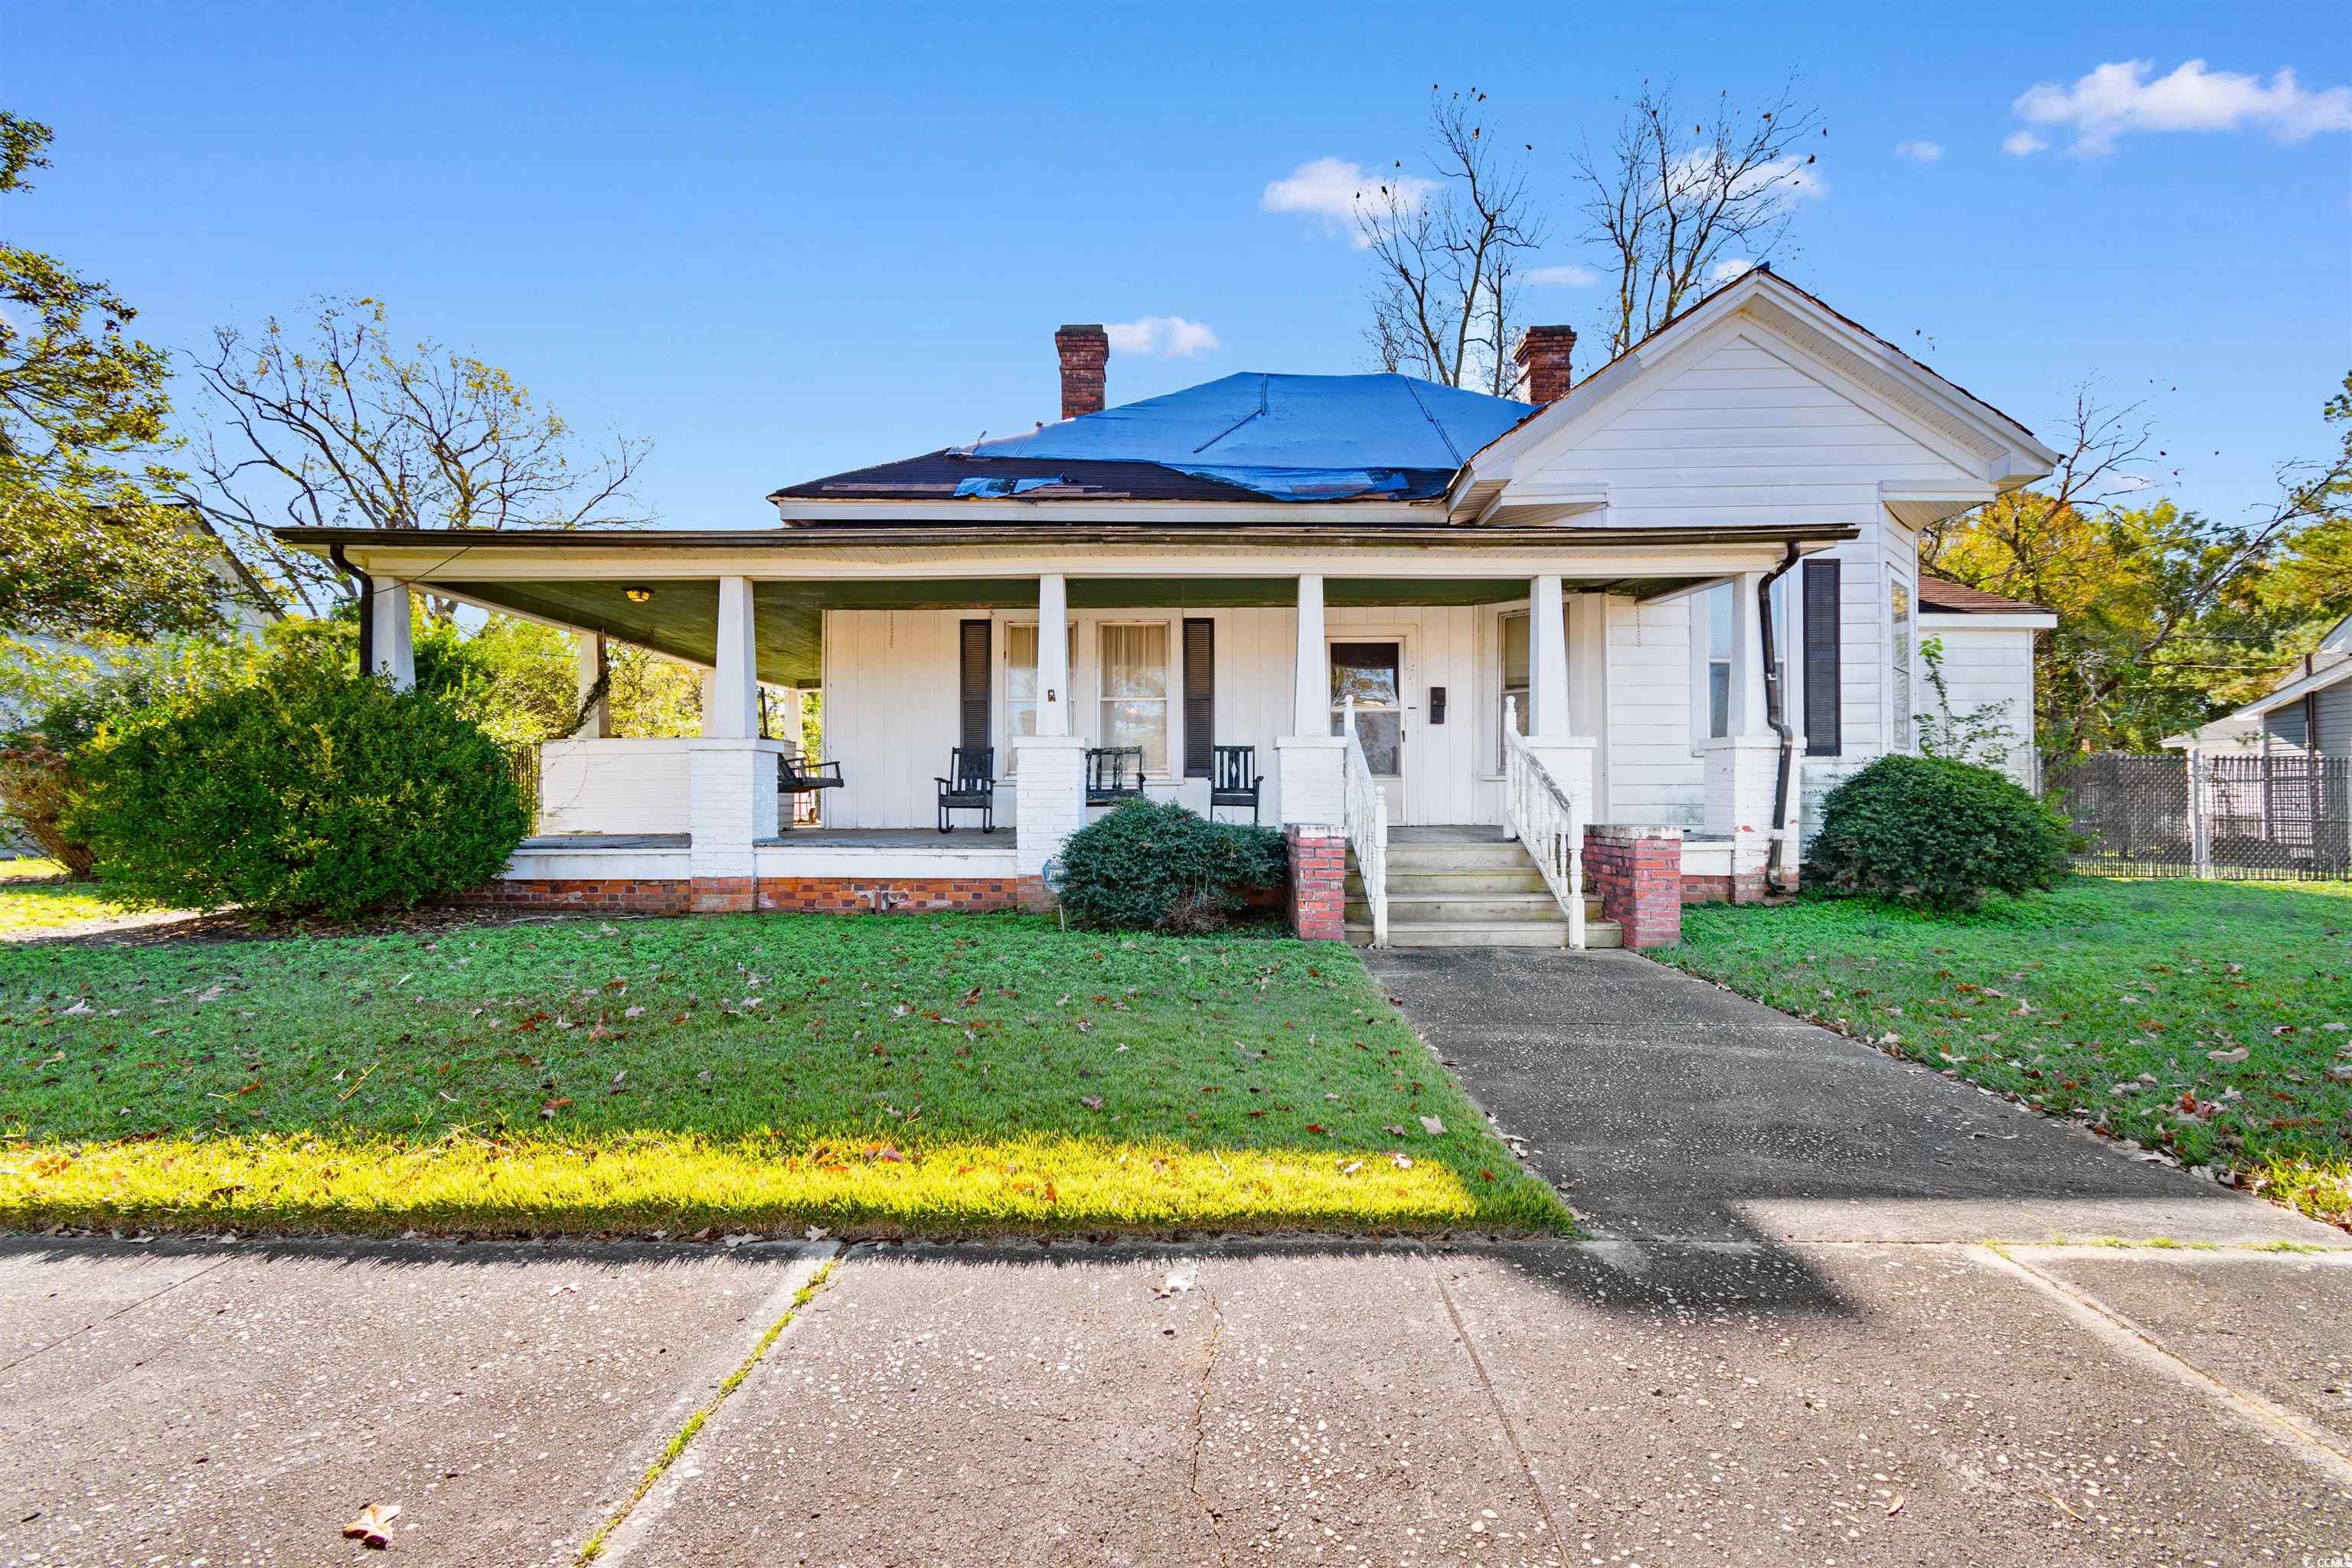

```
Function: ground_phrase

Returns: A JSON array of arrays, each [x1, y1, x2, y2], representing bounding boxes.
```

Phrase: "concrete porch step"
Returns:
[[1383, 841, 1539, 872], [1381, 867, 1550, 894], [1345, 890, 1606, 924], [1344, 917, 1625, 949]]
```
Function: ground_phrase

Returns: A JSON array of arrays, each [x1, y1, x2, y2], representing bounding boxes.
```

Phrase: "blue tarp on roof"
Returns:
[[967, 372, 1534, 500]]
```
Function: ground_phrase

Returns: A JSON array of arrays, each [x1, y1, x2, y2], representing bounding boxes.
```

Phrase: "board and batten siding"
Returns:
[[816, 604, 1545, 829]]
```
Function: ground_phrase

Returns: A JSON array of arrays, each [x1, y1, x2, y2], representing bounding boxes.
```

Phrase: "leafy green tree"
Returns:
[[1926, 374, 2352, 753], [0, 113, 234, 638]]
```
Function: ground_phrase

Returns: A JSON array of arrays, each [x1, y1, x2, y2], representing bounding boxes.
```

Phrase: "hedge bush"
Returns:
[[69, 658, 529, 920], [1807, 753, 2074, 911], [1054, 798, 1287, 932]]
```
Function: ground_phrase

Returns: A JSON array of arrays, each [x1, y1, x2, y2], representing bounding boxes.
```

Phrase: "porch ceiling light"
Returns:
[[623, 585, 654, 603]]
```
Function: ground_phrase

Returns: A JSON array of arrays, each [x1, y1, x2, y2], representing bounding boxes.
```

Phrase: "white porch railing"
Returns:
[[1339, 696, 1389, 947], [1501, 697, 1589, 950]]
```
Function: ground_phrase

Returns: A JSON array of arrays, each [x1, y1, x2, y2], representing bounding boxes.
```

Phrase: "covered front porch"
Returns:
[[317, 526, 1844, 938]]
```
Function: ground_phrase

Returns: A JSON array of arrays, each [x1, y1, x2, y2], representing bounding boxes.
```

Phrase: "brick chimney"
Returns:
[[1512, 325, 1576, 404], [1055, 324, 1109, 420]]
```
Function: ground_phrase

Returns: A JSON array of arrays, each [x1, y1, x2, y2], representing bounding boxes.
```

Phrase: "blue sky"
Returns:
[[11, 2, 2350, 531]]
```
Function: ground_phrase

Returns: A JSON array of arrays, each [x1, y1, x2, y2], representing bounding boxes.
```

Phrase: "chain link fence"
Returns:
[[2047, 751, 2351, 880]]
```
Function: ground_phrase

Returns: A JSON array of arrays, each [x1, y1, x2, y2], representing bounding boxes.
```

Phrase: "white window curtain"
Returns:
[[1499, 610, 1530, 766], [1705, 585, 1734, 739], [1006, 623, 1038, 773], [1097, 622, 1169, 773]]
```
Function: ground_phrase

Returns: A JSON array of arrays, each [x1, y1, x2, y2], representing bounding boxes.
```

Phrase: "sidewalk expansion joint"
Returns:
[[1426, 1253, 1568, 1563], [1975, 1243, 2352, 1488], [577, 1243, 841, 1566]]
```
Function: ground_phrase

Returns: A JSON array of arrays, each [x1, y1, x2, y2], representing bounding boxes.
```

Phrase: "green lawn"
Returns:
[[0, 912, 1571, 1239], [0, 860, 141, 937], [1657, 878, 2352, 1229]]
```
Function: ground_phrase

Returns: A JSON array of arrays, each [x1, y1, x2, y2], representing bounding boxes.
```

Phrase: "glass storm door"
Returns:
[[1330, 639, 1405, 820]]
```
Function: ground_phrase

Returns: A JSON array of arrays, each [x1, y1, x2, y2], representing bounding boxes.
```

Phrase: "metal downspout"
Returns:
[[330, 544, 373, 677], [1759, 542, 1802, 896]]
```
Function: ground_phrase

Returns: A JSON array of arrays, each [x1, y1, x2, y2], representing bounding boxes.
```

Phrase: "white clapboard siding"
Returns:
[[1603, 594, 1706, 827], [536, 740, 694, 836], [1920, 620, 2041, 787]]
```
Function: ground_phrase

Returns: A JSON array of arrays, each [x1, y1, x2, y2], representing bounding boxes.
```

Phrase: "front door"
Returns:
[[1330, 639, 1406, 822]]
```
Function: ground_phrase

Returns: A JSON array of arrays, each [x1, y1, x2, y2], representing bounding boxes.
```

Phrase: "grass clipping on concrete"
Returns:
[[1657, 877, 2352, 1230], [0, 913, 1570, 1239]]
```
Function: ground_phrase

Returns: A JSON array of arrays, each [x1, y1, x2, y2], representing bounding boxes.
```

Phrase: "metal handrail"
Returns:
[[1501, 697, 1588, 949], [1338, 696, 1389, 946]]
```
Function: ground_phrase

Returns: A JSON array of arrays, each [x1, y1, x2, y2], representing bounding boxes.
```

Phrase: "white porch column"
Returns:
[[572, 632, 609, 739], [705, 576, 759, 740], [368, 578, 414, 692], [1700, 569, 1782, 894], [687, 577, 776, 911], [1014, 572, 1083, 905], [1529, 574, 1570, 739], [1292, 573, 1327, 735], [1278, 573, 1345, 830], [1568, 591, 1612, 821], [1726, 570, 1770, 737], [1037, 573, 1070, 737], [1518, 573, 1595, 811]]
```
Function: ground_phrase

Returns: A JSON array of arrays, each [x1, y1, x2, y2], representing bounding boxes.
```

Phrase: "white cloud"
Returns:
[[1668, 149, 1829, 204], [1894, 139, 1944, 162], [1708, 257, 1756, 284], [2013, 58, 2352, 155], [1526, 263, 1599, 287], [2001, 129, 2050, 156], [1261, 156, 1434, 247], [1103, 315, 1221, 359]]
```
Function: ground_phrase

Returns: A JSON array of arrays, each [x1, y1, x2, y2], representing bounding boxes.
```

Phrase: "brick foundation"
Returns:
[[691, 875, 756, 914], [1581, 825, 1683, 949], [456, 878, 691, 915], [459, 875, 1016, 917], [1287, 825, 1347, 942], [758, 877, 1018, 913], [1679, 871, 1770, 905]]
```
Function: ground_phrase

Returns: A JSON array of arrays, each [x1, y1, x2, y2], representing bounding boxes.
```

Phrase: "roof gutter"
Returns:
[[279, 522, 1863, 555]]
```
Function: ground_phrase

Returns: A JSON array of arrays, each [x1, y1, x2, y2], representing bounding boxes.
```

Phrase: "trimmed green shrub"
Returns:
[[1807, 753, 2075, 911], [69, 657, 528, 920], [1055, 798, 1286, 932]]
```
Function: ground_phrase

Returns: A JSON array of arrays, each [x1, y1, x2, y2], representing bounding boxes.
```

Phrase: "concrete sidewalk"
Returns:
[[4, 952, 2347, 1566]]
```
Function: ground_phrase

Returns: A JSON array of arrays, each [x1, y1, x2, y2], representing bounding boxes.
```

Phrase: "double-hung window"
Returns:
[[1097, 622, 1170, 773], [1498, 610, 1530, 766]]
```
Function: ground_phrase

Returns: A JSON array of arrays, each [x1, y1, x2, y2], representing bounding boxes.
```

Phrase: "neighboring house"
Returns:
[[2167, 614, 2352, 759], [279, 268, 2060, 946], [1913, 577, 2058, 789]]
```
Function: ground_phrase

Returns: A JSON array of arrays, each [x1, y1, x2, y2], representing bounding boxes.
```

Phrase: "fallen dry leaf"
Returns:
[[1419, 1115, 1445, 1136], [1153, 1264, 1196, 1298], [341, 1501, 400, 1549], [2207, 1047, 2250, 1063]]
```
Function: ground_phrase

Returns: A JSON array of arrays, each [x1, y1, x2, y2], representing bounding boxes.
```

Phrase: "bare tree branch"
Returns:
[[1573, 77, 1824, 357], [1357, 89, 1547, 394], [173, 296, 653, 613]]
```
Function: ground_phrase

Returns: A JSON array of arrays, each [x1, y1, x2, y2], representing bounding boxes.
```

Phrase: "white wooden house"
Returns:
[[282, 269, 2059, 947]]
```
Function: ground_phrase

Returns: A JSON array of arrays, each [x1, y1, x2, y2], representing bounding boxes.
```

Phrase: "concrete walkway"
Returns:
[[4, 952, 2347, 1566]]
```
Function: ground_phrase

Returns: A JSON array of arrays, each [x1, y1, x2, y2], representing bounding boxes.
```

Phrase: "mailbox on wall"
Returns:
[[1428, 686, 1447, 725]]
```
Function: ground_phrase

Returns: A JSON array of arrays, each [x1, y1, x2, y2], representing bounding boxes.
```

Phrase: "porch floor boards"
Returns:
[[756, 828, 1010, 848]]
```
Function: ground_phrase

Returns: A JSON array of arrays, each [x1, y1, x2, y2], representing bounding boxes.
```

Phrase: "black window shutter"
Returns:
[[1182, 618, 1215, 778], [959, 620, 991, 752], [1802, 560, 1841, 756]]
